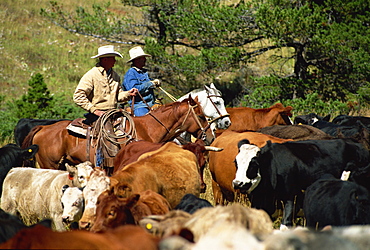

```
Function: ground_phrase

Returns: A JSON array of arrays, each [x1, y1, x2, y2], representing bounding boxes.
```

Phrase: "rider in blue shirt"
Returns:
[[122, 46, 161, 116]]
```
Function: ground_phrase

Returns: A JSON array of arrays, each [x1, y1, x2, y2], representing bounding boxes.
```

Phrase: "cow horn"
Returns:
[[204, 146, 223, 151]]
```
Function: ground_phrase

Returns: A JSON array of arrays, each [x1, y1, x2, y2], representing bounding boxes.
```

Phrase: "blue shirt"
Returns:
[[122, 67, 156, 110]]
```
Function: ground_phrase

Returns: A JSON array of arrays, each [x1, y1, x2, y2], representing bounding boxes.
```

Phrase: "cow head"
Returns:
[[61, 185, 84, 228], [294, 113, 330, 125], [79, 167, 110, 230], [65, 161, 94, 189], [90, 191, 138, 233], [232, 139, 261, 193]]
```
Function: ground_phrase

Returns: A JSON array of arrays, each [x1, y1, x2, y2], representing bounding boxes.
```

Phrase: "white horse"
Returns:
[[176, 83, 231, 143]]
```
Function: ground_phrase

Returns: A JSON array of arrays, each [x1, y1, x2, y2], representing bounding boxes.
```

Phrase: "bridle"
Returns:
[[150, 100, 211, 142], [203, 86, 230, 125]]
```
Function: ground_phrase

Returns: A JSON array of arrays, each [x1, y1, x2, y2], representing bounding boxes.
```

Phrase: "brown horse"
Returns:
[[22, 96, 214, 170]]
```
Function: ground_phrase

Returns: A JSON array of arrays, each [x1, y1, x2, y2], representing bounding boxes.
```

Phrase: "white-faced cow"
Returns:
[[234, 138, 370, 229], [61, 186, 84, 229]]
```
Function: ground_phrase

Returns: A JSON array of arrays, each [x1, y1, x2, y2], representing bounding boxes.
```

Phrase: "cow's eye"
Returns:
[[73, 201, 78, 206]]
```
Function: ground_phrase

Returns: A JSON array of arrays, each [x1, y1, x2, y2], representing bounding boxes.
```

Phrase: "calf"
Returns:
[[0, 143, 38, 195], [61, 186, 84, 229], [79, 167, 111, 230], [1, 164, 92, 231], [90, 190, 171, 232], [304, 175, 370, 230]]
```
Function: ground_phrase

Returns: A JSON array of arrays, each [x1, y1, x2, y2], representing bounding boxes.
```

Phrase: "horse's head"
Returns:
[[201, 83, 231, 130], [180, 95, 215, 145]]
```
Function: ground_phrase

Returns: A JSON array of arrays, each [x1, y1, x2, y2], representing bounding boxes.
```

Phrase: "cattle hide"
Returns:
[[304, 176, 370, 229], [111, 142, 201, 209], [258, 124, 333, 141]]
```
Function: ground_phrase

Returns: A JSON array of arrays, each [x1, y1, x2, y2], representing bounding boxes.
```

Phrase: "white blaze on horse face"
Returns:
[[203, 83, 231, 130], [233, 144, 261, 192], [178, 84, 231, 130], [61, 187, 84, 224]]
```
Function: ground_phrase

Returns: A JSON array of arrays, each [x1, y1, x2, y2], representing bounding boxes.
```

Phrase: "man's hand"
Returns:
[[94, 110, 105, 117], [128, 88, 138, 96], [152, 79, 161, 87]]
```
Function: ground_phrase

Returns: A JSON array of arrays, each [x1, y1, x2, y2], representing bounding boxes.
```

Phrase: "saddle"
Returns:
[[66, 110, 136, 176], [66, 118, 90, 137]]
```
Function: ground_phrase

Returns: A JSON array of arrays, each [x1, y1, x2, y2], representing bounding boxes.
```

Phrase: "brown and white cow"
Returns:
[[61, 186, 84, 228], [90, 190, 171, 232], [208, 130, 293, 204], [112, 142, 202, 209], [216, 103, 293, 135]]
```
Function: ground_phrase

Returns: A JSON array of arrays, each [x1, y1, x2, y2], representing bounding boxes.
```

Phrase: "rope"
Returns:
[[159, 86, 177, 102], [91, 109, 137, 149]]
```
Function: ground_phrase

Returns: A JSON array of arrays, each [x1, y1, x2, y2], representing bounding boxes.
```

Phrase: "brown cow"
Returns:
[[111, 142, 201, 209], [0, 224, 159, 250], [258, 124, 333, 141], [113, 140, 221, 192], [216, 103, 293, 135], [90, 190, 171, 233], [208, 130, 293, 204]]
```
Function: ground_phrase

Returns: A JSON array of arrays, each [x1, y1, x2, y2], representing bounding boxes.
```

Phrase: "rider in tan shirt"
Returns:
[[74, 45, 137, 124]]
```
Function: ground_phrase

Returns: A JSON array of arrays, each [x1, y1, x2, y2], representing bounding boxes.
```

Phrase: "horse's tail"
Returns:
[[21, 125, 43, 149]]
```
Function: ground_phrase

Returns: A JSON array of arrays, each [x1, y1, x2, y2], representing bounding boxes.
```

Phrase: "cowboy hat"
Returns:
[[127, 46, 151, 63], [91, 45, 123, 59]]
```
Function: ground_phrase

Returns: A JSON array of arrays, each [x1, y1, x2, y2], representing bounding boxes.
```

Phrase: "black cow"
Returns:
[[332, 114, 370, 127], [234, 138, 370, 228], [0, 209, 52, 244], [0, 143, 39, 195], [174, 194, 213, 214], [14, 118, 69, 147], [304, 174, 370, 230], [294, 113, 370, 149]]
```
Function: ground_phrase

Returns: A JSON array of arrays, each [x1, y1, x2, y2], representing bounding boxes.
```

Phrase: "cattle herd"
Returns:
[[3, 103, 370, 249]]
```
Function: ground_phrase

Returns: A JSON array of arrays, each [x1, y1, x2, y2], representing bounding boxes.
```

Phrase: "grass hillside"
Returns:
[[0, 0, 137, 104]]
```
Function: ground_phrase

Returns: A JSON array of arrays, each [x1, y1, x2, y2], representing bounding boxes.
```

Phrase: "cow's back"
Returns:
[[112, 143, 200, 208], [1, 168, 73, 230]]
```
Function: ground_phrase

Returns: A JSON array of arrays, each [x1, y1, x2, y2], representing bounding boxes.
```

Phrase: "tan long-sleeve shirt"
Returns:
[[73, 64, 131, 113]]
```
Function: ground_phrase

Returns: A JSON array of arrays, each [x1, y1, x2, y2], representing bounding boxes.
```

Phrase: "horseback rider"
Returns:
[[73, 45, 138, 175], [74, 45, 138, 125], [122, 46, 161, 116]]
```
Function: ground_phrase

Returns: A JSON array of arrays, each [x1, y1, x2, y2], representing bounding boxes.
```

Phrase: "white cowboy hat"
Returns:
[[91, 45, 123, 59], [127, 46, 151, 63]]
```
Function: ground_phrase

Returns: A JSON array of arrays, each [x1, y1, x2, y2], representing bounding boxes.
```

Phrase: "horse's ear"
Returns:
[[210, 82, 216, 89], [188, 94, 198, 106]]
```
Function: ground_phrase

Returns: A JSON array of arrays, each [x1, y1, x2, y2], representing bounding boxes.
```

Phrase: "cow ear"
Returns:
[[323, 114, 331, 121], [62, 185, 69, 193], [126, 194, 140, 208], [178, 228, 195, 243]]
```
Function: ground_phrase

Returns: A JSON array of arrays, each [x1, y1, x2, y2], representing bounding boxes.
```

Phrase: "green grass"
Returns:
[[0, 0, 134, 103]]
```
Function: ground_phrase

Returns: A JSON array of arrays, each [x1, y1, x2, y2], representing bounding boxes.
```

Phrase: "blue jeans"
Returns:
[[134, 107, 150, 116]]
